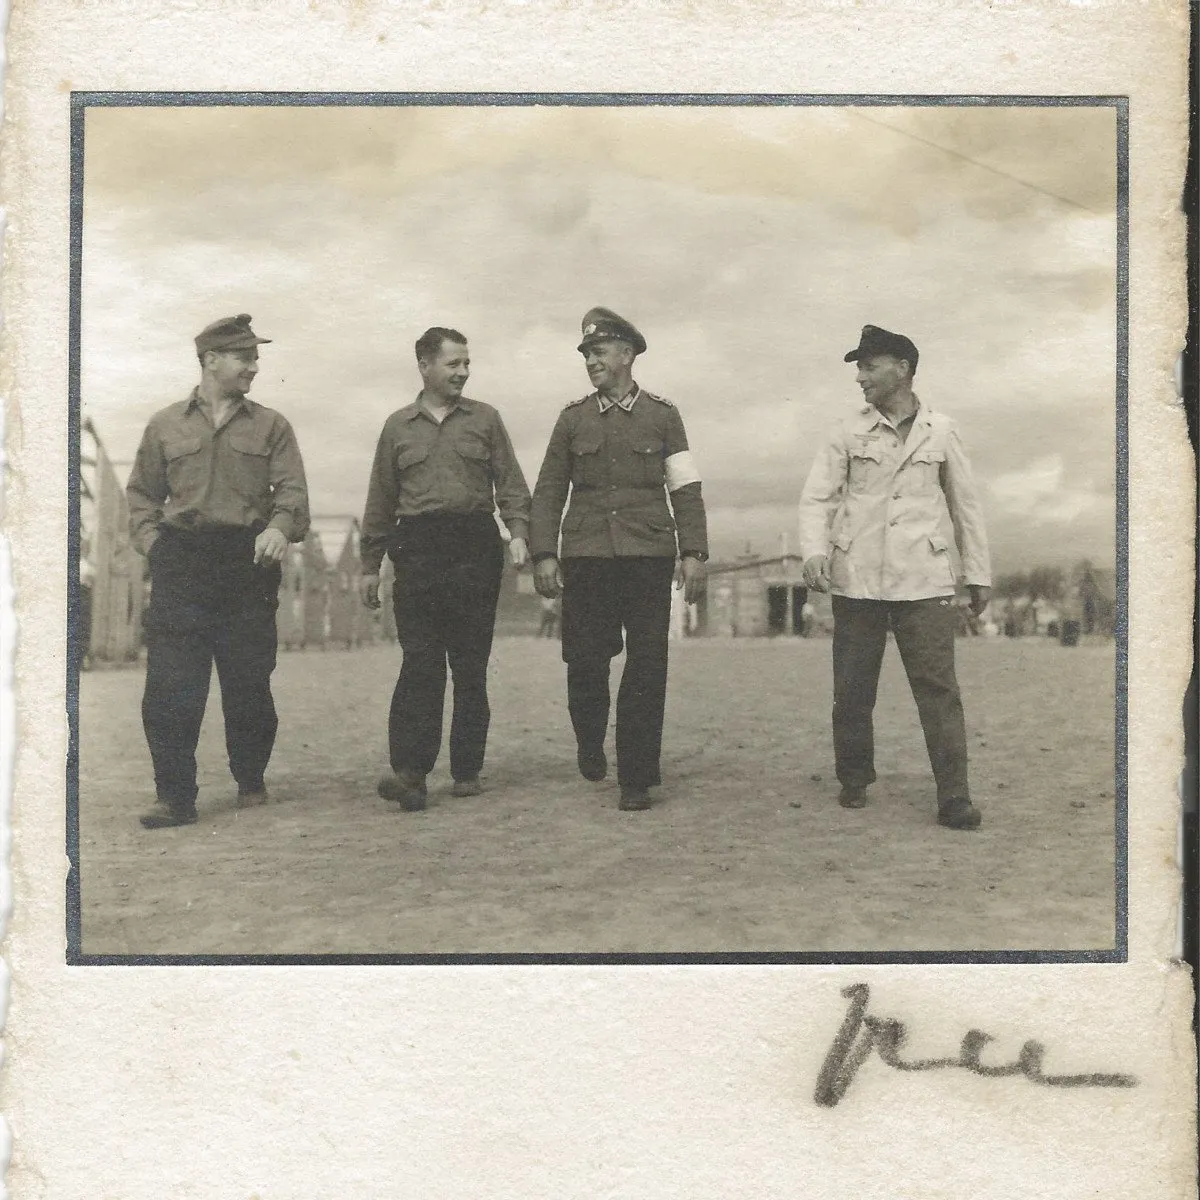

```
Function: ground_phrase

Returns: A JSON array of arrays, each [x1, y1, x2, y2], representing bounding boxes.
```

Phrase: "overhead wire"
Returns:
[[849, 110, 1111, 216]]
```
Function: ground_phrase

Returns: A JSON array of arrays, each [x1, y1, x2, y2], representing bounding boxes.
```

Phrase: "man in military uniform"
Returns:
[[127, 314, 310, 829], [530, 308, 708, 812], [798, 325, 991, 830], [360, 327, 531, 812]]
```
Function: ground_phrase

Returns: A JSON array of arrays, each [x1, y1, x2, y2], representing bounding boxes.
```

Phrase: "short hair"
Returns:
[[415, 327, 467, 364]]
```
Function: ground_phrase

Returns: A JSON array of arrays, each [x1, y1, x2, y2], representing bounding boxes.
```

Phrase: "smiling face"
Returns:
[[204, 347, 260, 397], [581, 338, 636, 393], [854, 353, 911, 409], [418, 338, 470, 403]]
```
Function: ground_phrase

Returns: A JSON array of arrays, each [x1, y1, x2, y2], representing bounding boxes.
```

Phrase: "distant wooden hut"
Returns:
[[312, 515, 379, 649], [80, 418, 144, 665], [701, 553, 831, 637]]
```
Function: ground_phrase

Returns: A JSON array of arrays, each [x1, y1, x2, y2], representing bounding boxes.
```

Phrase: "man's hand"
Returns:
[[674, 555, 707, 605], [802, 554, 832, 592], [508, 536, 530, 569], [534, 557, 563, 599], [360, 574, 381, 610], [253, 527, 289, 565], [968, 584, 991, 617]]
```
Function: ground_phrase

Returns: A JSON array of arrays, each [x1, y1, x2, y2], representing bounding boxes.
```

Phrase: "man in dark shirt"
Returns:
[[360, 327, 531, 811], [529, 308, 708, 812], [126, 314, 310, 829]]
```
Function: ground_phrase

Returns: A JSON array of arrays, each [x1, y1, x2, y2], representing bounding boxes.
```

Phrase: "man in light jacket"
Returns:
[[799, 325, 991, 830]]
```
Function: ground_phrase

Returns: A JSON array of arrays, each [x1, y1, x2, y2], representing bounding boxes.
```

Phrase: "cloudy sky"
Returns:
[[81, 103, 1117, 571]]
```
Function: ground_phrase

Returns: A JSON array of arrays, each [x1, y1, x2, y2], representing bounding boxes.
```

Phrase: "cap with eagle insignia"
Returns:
[[576, 307, 647, 355], [195, 313, 272, 356]]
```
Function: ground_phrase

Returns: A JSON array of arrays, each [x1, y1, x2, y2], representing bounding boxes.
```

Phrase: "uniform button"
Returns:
[[893, 493, 901, 500]]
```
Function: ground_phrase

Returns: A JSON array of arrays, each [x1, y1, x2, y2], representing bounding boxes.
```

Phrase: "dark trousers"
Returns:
[[142, 527, 281, 809], [831, 594, 970, 803], [561, 556, 675, 789], [388, 517, 505, 780]]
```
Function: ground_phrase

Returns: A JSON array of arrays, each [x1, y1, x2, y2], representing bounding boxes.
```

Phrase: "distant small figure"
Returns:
[[539, 594, 560, 638]]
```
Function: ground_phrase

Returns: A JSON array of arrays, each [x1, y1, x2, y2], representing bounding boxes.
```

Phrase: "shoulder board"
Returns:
[[565, 395, 591, 409], [643, 391, 674, 407]]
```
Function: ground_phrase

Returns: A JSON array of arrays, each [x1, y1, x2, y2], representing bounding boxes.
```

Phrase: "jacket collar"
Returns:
[[596, 383, 640, 414]]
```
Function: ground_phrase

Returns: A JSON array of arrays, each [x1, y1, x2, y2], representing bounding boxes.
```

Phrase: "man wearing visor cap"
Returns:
[[798, 325, 991, 830], [530, 307, 708, 812], [126, 314, 310, 829]]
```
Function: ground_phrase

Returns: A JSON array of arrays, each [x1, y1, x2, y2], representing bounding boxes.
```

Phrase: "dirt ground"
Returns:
[[77, 635, 1116, 956]]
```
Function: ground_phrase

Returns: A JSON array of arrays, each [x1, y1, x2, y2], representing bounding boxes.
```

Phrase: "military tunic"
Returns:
[[528, 386, 707, 562], [529, 385, 708, 792]]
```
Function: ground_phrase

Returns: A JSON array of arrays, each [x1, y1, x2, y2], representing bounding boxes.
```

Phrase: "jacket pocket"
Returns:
[[570, 434, 602, 488], [163, 435, 205, 500], [395, 444, 430, 472], [227, 430, 272, 500], [632, 442, 665, 488], [848, 446, 885, 491], [928, 534, 956, 586]]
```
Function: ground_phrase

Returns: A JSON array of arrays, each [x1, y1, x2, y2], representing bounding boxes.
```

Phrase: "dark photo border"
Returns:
[[65, 91, 1129, 966]]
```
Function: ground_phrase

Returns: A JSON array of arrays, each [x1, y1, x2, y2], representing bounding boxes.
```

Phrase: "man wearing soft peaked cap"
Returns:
[[127, 314, 310, 829], [530, 308, 708, 811], [798, 325, 991, 830]]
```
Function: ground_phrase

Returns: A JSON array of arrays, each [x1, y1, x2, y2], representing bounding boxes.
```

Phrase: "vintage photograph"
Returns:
[[72, 98, 1122, 959]]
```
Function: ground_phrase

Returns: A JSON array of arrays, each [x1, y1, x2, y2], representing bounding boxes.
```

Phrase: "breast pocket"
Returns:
[[903, 447, 946, 495], [163, 435, 205, 500], [848, 445, 885, 492], [394, 443, 432, 498], [569, 434, 602, 488], [631, 442, 665, 489], [228, 429, 272, 499], [454, 434, 492, 488]]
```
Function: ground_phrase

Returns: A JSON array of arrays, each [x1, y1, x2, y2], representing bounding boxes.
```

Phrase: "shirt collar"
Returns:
[[402, 393, 475, 421], [596, 383, 640, 414], [186, 387, 249, 416], [858, 394, 923, 432]]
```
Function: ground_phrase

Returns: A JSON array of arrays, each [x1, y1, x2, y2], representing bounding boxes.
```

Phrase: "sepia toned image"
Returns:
[[72, 97, 1122, 960]]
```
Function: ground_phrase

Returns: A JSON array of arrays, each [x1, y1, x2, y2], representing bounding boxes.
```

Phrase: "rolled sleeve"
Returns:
[[798, 427, 847, 562], [125, 422, 169, 557], [488, 410, 532, 539], [266, 417, 310, 543], [941, 425, 991, 586]]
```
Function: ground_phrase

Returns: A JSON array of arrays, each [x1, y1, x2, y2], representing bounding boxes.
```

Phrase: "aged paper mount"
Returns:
[[1, 1, 1195, 1198]]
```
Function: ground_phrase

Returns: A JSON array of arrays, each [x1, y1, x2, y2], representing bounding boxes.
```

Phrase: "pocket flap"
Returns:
[[395, 445, 430, 471], [561, 508, 586, 531], [633, 443, 662, 456], [912, 448, 946, 465], [929, 534, 950, 553], [164, 436, 203, 460], [455, 438, 489, 461], [850, 444, 884, 463], [229, 431, 271, 456]]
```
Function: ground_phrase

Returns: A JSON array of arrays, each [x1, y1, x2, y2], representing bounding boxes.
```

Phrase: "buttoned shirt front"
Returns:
[[360, 394, 531, 574], [529, 384, 708, 561], [797, 399, 991, 600], [126, 389, 310, 556]]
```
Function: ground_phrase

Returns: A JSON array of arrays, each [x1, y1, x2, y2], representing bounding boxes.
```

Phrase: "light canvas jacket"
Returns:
[[797, 400, 991, 600]]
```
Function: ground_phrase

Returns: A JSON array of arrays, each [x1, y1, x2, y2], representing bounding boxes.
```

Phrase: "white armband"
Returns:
[[664, 450, 701, 492]]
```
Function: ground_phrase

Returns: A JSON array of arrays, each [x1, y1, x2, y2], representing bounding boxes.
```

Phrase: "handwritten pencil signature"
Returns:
[[815, 983, 1139, 1107]]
